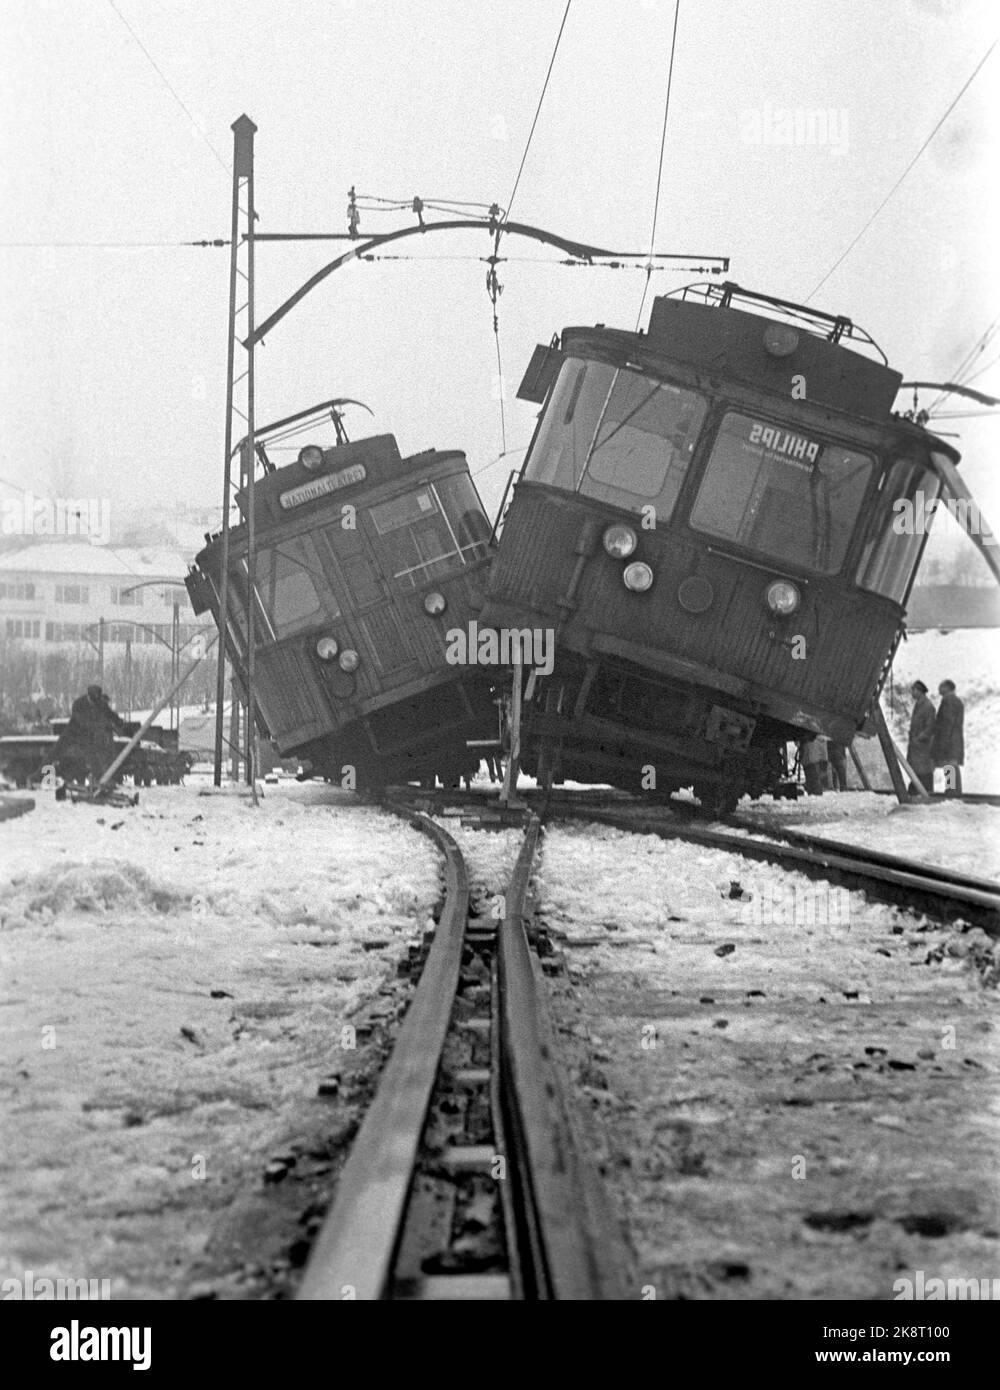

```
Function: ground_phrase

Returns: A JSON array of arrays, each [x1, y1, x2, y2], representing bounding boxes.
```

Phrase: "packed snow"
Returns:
[[536, 821, 1000, 1299], [0, 782, 442, 1298]]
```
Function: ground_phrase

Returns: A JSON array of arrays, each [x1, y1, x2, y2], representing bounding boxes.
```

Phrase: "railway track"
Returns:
[[553, 803, 999, 936], [390, 785, 999, 934], [296, 803, 626, 1300], [288, 783, 994, 1301]]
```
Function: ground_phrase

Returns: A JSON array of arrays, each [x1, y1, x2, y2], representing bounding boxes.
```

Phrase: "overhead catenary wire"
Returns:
[[502, 0, 573, 224], [960, 350, 1000, 388], [928, 312, 1000, 411], [635, 0, 682, 331], [106, 0, 230, 175], [472, 444, 531, 479], [805, 37, 997, 303], [0, 239, 229, 249]]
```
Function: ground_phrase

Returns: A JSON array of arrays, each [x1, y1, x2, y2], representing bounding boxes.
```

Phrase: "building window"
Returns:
[[0, 581, 36, 600], [55, 584, 89, 604], [110, 586, 141, 606]]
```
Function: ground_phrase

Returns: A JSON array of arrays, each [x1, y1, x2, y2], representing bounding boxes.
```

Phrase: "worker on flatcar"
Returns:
[[933, 679, 964, 797], [54, 684, 127, 787], [906, 680, 936, 795]]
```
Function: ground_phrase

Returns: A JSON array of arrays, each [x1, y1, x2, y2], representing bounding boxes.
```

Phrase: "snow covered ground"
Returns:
[[737, 792, 1000, 883], [536, 821, 1000, 1299], [0, 782, 441, 1298]]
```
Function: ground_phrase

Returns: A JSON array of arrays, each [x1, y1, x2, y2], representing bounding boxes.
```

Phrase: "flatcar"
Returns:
[[479, 281, 963, 813], [186, 424, 497, 789]]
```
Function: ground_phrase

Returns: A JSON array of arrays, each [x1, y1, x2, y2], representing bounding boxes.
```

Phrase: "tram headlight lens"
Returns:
[[765, 579, 800, 615], [338, 649, 360, 672], [603, 523, 638, 558], [315, 636, 339, 661], [423, 590, 446, 615], [763, 323, 799, 358], [298, 444, 325, 471], [623, 561, 654, 593]]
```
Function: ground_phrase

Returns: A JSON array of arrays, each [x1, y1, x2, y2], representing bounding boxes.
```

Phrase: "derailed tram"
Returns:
[[480, 282, 960, 813], [187, 425, 497, 789]]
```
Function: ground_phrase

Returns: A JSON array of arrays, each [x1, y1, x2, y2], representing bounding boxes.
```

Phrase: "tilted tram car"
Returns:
[[187, 426, 497, 789], [480, 282, 959, 813]]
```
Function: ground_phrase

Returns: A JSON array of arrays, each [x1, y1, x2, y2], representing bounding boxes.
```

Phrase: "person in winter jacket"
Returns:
[[906, 680, 936, 794], [933, 679, 964, 796]]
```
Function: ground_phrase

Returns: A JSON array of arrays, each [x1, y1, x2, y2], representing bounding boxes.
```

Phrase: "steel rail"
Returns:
[[297, 807, 468, 1300], [297, 798, 630, 1299], [496, 816, 628, 1299], [734, 820, 1000, 898], [557, 806, 1000, 936]]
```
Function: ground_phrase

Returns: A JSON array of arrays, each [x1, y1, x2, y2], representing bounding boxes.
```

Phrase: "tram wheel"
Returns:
[[695, 783, 741, 819]]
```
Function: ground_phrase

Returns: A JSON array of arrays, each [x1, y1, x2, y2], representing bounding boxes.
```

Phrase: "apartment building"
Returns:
[[0, 540, 211, 653]]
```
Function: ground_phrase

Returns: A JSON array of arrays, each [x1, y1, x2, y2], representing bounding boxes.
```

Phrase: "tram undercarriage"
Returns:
[[507, 654, 792, 815]]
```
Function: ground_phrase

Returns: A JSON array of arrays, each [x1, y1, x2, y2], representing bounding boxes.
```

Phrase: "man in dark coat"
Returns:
[[828, 740, 849, 792], [906, 680, 936, 794], [55, 684, 127, 786], [933, 679, 965, 796]]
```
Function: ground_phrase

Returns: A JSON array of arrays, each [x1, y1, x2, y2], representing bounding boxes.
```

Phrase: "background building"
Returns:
[[0, 540, 215, 728]]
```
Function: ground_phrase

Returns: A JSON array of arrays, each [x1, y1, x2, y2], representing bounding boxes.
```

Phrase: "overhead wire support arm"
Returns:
[[247, 216, 728, 345]]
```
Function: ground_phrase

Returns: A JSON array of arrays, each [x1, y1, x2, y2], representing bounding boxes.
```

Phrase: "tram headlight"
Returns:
[[763, 323, 799, 358], [623, 561, 654, 593], [338, 649, 360, 672], [603, 523, 638, 559], [315, 636, 339, 661], [765, 579, 800, 615], [298, 444, 325, 471], [423, 590, 446, 615]]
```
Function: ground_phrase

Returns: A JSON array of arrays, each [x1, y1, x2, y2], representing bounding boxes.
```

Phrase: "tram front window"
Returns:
[[370, 477, 488, 591], [524, 357, 707, 521], [240, 536, 331, 643], [856, 455, 942, 602], [689, 412, 873, 574]]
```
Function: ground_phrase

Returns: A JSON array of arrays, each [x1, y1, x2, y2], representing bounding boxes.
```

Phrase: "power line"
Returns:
[[0, 239, 228, 249], [806, 36, 997, 303], [472, 445, 530, 479], [961, 349, 1000, 387], [636, 0, 681, 331], [106, 0, 230, 175], [503, 0, 573, 223], [928, 312, 1000, 411]]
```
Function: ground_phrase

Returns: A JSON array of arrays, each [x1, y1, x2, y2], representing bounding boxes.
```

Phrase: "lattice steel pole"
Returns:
[[213, 115, 257, 784]]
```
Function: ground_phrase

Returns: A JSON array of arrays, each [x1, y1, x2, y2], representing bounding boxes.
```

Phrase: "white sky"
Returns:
[[1, 0, 997, 566]]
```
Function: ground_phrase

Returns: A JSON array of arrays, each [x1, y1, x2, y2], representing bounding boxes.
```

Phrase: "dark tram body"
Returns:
[[187, 432, 496, 787], [480, 283, 954, 811]]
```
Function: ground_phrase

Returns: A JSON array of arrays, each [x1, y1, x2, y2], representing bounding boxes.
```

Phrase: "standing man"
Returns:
[[800, 734, 829, 796], [934, 679, 965, 797], [906, 680, 936, 795], [828, 740, 849, 792]]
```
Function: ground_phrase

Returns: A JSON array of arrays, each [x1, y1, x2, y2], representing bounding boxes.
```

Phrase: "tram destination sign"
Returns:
[[748, 421, 820, 465], [279, 464, 368, 510]]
